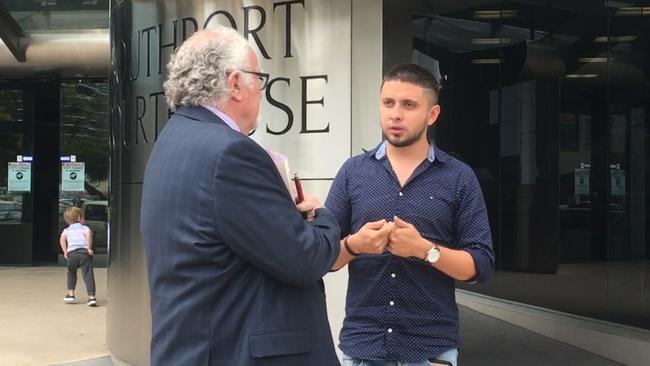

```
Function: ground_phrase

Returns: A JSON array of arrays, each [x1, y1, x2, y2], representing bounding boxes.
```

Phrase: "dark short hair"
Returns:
[[381, 64, 440, 104]]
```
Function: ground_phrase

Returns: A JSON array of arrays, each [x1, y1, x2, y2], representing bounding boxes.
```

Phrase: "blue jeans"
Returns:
[[341, 349, 458, 366]]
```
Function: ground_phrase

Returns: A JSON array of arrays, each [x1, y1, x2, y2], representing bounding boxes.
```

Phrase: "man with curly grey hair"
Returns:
[[140, 27, 342, 366]]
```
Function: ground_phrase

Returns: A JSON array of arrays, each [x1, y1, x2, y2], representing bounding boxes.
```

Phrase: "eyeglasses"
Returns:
[[233, 69, 269, 90]]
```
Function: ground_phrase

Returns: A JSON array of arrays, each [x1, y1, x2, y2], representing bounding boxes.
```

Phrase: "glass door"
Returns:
[[0, 85, 32, 264], [0, 133, 24, 224]]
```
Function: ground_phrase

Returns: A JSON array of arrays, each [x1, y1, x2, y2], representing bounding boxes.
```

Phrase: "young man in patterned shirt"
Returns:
[[326, 64, 495, 366]]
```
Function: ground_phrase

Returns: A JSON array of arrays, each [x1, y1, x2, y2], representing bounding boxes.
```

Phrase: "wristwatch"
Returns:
[[425, 244, 440, 264]]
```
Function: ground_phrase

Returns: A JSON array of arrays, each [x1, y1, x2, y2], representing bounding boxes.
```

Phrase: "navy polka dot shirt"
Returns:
[[325, 141, 495, 362]]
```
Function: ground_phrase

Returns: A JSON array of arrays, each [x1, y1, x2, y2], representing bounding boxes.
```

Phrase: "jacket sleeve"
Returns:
[[213, 137, 341, 287]]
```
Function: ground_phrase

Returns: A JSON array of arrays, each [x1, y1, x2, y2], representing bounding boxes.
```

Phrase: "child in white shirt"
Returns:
[[59, 206, 97, 306]]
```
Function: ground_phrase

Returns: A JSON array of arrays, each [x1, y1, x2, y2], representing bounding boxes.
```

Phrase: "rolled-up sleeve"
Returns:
[[325, 159, 352, 239], [455, 167, 495, 283]]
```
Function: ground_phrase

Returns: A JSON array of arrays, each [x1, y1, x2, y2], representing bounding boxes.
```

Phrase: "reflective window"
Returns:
[[4, 0, 108, 31], [393, 0, 650, 329], [84, 202, 107, 222], [60, 80, 109, 192], [0, 133, 24, 223], [0, 89, 23, 123], [58, 80, 109, 244]]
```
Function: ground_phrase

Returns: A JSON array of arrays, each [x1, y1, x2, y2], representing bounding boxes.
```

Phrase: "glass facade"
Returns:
[[58, 80, 110, 253], [0, 89, 23, 123], [394, 0, 650, 329], [0, 80, 108, 263], [0, 133, 23, 223], [0, 0, 109, 264], [0, 86, 25, 224], [4, 0, 108, 31], [60, 80, 109, 189]]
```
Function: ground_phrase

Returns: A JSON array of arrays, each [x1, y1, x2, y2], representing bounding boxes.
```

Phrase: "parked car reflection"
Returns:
[[0, 200, 22, 223]]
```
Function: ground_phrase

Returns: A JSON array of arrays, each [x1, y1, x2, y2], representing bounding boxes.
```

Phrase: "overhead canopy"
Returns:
[[0, 4, 26, 62], [0, 0, 108, 78]]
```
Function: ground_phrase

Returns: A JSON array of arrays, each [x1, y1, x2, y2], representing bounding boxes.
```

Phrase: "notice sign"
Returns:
[[62, 162, 85, 192], [611, 169, 625, 196], [575, 168, 590, 195], [8, 162, 31, 192]]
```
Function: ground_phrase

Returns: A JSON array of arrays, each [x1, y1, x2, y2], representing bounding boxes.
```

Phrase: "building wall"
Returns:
[[108, 0, 381, 364]]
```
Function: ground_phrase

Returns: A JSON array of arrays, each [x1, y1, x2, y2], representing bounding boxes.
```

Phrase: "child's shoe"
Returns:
[[87, 297, 97, 307], [63, 294, 75, 303]]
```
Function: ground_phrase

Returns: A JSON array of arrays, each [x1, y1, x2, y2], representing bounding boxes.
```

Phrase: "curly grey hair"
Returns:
[[163, 27, 252, 111]]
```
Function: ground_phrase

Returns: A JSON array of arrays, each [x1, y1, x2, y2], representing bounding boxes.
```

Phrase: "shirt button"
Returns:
[[398, 192, 403, 196], [387, 328, 393, 333], [391, 273, 396, 278], [389, 301, 395, 306]]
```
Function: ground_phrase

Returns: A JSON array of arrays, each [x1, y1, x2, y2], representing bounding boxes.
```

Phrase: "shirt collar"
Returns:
[[201, 105, 240, 133], [373, 140, 438, 163]]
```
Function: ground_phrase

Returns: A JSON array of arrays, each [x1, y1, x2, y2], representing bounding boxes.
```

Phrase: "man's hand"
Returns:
[[296, 193, 321, 220], [347, 219, 394, 255], [386, 216, 431, 259]]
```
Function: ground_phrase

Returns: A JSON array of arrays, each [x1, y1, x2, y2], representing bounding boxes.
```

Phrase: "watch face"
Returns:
[[426, 247, 440, 263]]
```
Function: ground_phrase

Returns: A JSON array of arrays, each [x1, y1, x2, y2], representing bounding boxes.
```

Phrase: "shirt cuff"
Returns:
[[462, 247, 494, 284]]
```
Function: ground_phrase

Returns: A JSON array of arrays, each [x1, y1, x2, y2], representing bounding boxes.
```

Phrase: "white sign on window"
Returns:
[[574, 168, 590, 195], [62, 162, 85, 192], [610, 169, 625, 196], [8, 162, 31, 192]]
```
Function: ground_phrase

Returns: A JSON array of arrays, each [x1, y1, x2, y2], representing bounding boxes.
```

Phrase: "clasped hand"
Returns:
[[295, 193, 321, 220], [348, 216, 428, 258]]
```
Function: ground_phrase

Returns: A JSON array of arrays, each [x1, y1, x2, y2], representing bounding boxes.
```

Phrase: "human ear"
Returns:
[[227, 71, 243, 101], [427, 104, 441, 126]]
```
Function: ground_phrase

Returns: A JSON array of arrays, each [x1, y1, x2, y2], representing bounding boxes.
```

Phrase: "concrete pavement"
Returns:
[[0, 266, 623, 366], [0, 266, 108, 366]]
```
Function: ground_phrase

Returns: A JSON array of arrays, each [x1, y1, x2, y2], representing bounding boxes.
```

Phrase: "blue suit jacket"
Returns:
[[140, 106, 341, 365]]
